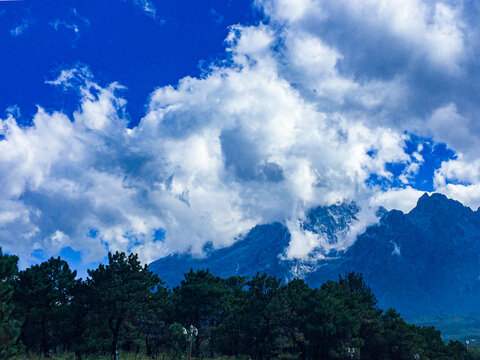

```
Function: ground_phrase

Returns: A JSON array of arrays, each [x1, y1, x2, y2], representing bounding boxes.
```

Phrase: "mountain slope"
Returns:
[[149, 222, 291, 286], [150, 193, 480, 317], [149, 202, 359, 285], [336, 193, 480, 317]]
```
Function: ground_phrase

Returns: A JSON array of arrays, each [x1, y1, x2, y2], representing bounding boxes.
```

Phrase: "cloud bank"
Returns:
[[1, 0, 480, 267]]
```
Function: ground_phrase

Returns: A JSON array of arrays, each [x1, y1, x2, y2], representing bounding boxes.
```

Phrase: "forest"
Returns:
[[0, 248, 474, 360]]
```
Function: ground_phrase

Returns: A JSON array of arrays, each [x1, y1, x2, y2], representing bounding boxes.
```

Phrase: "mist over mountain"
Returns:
[[150, 193, 480, 318]]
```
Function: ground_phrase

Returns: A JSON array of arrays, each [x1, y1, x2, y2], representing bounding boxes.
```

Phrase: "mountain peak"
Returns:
[[417, 192, 430, 204], [415, 192, 451, 207], [411, 192, 467, 215]]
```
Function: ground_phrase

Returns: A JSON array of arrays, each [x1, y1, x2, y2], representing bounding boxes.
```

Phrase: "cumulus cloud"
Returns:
[[431, 155, 480, 209], [2, 0, 480, 267], [259, 0, 466, 71]]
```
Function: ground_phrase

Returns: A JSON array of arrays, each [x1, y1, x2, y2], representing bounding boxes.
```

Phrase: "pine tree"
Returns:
[[14, 257, 77, 356], [173, 269, 229, 358], [0, 248, 21, 359], [87, 251, 161, 359]]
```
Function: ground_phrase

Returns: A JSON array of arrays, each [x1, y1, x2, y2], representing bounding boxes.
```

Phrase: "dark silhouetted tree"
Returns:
[[14, 257, 76, 356], [87, 251, 161, 359], [0, 248, 21, 359]]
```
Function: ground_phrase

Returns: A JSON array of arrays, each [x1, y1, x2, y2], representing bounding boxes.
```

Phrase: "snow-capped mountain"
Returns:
[[149, 201, 360, 284], [149, 193, 480, 317]]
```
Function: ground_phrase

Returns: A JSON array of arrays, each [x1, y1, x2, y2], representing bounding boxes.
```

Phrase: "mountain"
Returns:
[[305, 193, 480, 317], [149, 201, 360, 285], [149, 222, 291, 286], [149, 193, 480, 318]]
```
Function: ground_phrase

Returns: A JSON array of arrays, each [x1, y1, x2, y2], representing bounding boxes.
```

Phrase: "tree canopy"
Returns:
[[0, 248, 21, 358], [1, 250, 473, 360]]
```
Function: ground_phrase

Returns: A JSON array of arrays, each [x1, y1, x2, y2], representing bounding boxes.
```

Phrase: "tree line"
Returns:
[[0, 248, 473, 359]]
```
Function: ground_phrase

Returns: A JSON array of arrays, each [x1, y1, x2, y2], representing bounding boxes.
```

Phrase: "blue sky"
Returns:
[[0, 0, 258, 126], [1, 0, 480, 275]]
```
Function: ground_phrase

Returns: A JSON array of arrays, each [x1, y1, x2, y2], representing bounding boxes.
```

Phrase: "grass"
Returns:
[[12, 353, 242, 360]]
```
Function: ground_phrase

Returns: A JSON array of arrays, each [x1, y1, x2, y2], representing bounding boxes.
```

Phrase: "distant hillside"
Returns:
[[150, 193, 480, 318]]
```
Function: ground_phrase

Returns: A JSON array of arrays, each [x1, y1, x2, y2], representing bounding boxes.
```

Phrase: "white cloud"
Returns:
[[258, 0, 318, 22], [2, 0, 480, 267], [128, 0, 157, 18], [372, 187, 426, 213], [0, 34, 410, 266], [431, 155, 480, 209], [286, 222, 322, 259], [425, 104, 478, 156], [49, 9, 90, 37], [10, 19, 30, 36], [50, 20, 80, 35], [258, 0, 466, 72]]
